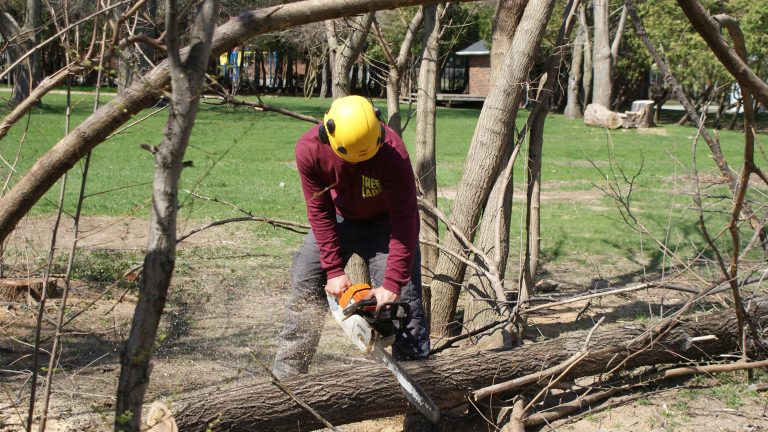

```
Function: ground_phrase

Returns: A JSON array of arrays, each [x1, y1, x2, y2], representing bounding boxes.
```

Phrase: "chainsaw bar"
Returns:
[[369, 342, 440, 423]]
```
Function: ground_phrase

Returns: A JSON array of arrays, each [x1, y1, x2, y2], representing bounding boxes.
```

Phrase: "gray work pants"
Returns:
[[272, 218, 430, 379]]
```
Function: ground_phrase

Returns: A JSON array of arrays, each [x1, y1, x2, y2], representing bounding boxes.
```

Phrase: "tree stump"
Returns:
[[583, 104, 623, 129], [623, 100, 655, 128], [0, 278, 57, 302]]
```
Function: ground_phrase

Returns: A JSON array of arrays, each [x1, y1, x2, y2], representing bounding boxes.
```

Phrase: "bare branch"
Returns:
[[201, 94, 320, 124], [0, 1, 132, 82]]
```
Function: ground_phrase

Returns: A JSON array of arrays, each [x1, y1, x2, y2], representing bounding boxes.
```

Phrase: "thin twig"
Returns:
[[523, 359, 768, 427]]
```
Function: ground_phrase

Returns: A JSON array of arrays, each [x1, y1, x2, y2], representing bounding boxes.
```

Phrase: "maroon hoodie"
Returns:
[[295, 123, 420, 294]]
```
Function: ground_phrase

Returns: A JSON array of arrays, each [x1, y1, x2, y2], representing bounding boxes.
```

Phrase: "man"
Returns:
[[272, 95, 430, 379]]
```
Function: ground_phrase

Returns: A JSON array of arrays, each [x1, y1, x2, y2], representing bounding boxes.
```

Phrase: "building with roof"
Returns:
[[455, 40, 491, 98]]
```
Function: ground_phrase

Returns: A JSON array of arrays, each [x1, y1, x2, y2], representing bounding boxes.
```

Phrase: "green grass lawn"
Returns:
[[0, 93, 762, 272]]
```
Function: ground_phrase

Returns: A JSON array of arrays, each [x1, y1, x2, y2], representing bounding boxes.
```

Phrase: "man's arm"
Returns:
[[296, 132, 345, 280], [380, 135, 420, 295]]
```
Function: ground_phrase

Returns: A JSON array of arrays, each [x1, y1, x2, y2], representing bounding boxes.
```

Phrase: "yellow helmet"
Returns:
[[322, 95, 383, 163]]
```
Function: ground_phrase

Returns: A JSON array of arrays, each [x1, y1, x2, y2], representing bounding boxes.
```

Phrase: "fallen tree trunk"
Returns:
[[172, 299, 768, 431], [584, 103, 623, 129]]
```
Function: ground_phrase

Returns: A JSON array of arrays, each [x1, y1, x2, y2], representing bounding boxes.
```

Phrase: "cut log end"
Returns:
[[0, 278, 58, 302]]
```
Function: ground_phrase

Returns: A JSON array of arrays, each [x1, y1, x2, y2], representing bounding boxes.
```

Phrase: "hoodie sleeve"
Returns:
[[296, 129, 345, 279], [380, 131, 420, 294]]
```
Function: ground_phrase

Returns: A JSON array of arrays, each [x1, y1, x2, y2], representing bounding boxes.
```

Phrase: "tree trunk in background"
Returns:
[[461, 0, 526, 345], [320, 50, 330, 98], [564, 25, 584, 119], [520, 0, 581, 338], [592, 0, 611, 107], [610, 5, 627, 67], [385, 9, 424, 135], [415, 4, 442, 327], [327, 13, 374, 98], [0, 12, 22, 98], [579, 5, 592, 110], [114, 1, 219, 430], [11, 0, 41, 105], [609, 4, 628, 109], [429, 0, 555, 338], [173, 300, 768, 431]]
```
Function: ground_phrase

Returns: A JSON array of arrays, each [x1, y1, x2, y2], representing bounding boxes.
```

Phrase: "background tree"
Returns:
[[564, 17, 585, 119], [4, 0, 42, 105], [326, 13, 374, 98], [429, 0, 557, 339], [461, 0, 526, 346], [591, 0, 611, 107], [371, 7, 423, 134], [414, 3, 444, 324], [115, 0, 220, 430], [116, 0, 158, 94]]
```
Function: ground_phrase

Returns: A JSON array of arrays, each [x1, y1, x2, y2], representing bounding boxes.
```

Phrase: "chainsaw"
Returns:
[[327, 283, 440, 424]]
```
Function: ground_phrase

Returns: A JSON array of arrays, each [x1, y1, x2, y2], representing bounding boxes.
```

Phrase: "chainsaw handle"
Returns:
[[372, 301, 411, 324], [342, 299, 411, 323], [342, 299, 377, 317]]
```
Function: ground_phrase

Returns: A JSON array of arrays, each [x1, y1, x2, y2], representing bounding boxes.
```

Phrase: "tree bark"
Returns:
[[461, 0, 527, 344], [564, 26, 584, 119], [0, 0, 475, 244], [115, 1, 220, 430], [592, 0, 611, 107], [610, 5, 627, 69], [429, 0, 556, 338], [11, 0, 42, 105], [385, 9, 423, 135], [415, 5, 442, 312], [117, 0, 156, 94], [327, 13, 374, 98], [172, 299, 768, 431], [579, 4, 592, 111], [319, 51, 330, 99], [676, 0, 768, 110]]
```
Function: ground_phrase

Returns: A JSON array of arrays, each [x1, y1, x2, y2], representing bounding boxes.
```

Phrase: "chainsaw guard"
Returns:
[[328, 294, 374, 353]]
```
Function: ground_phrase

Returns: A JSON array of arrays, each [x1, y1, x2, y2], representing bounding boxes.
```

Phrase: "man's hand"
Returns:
[[325, 274, 351, 297], [366, 287, 400, 310]]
